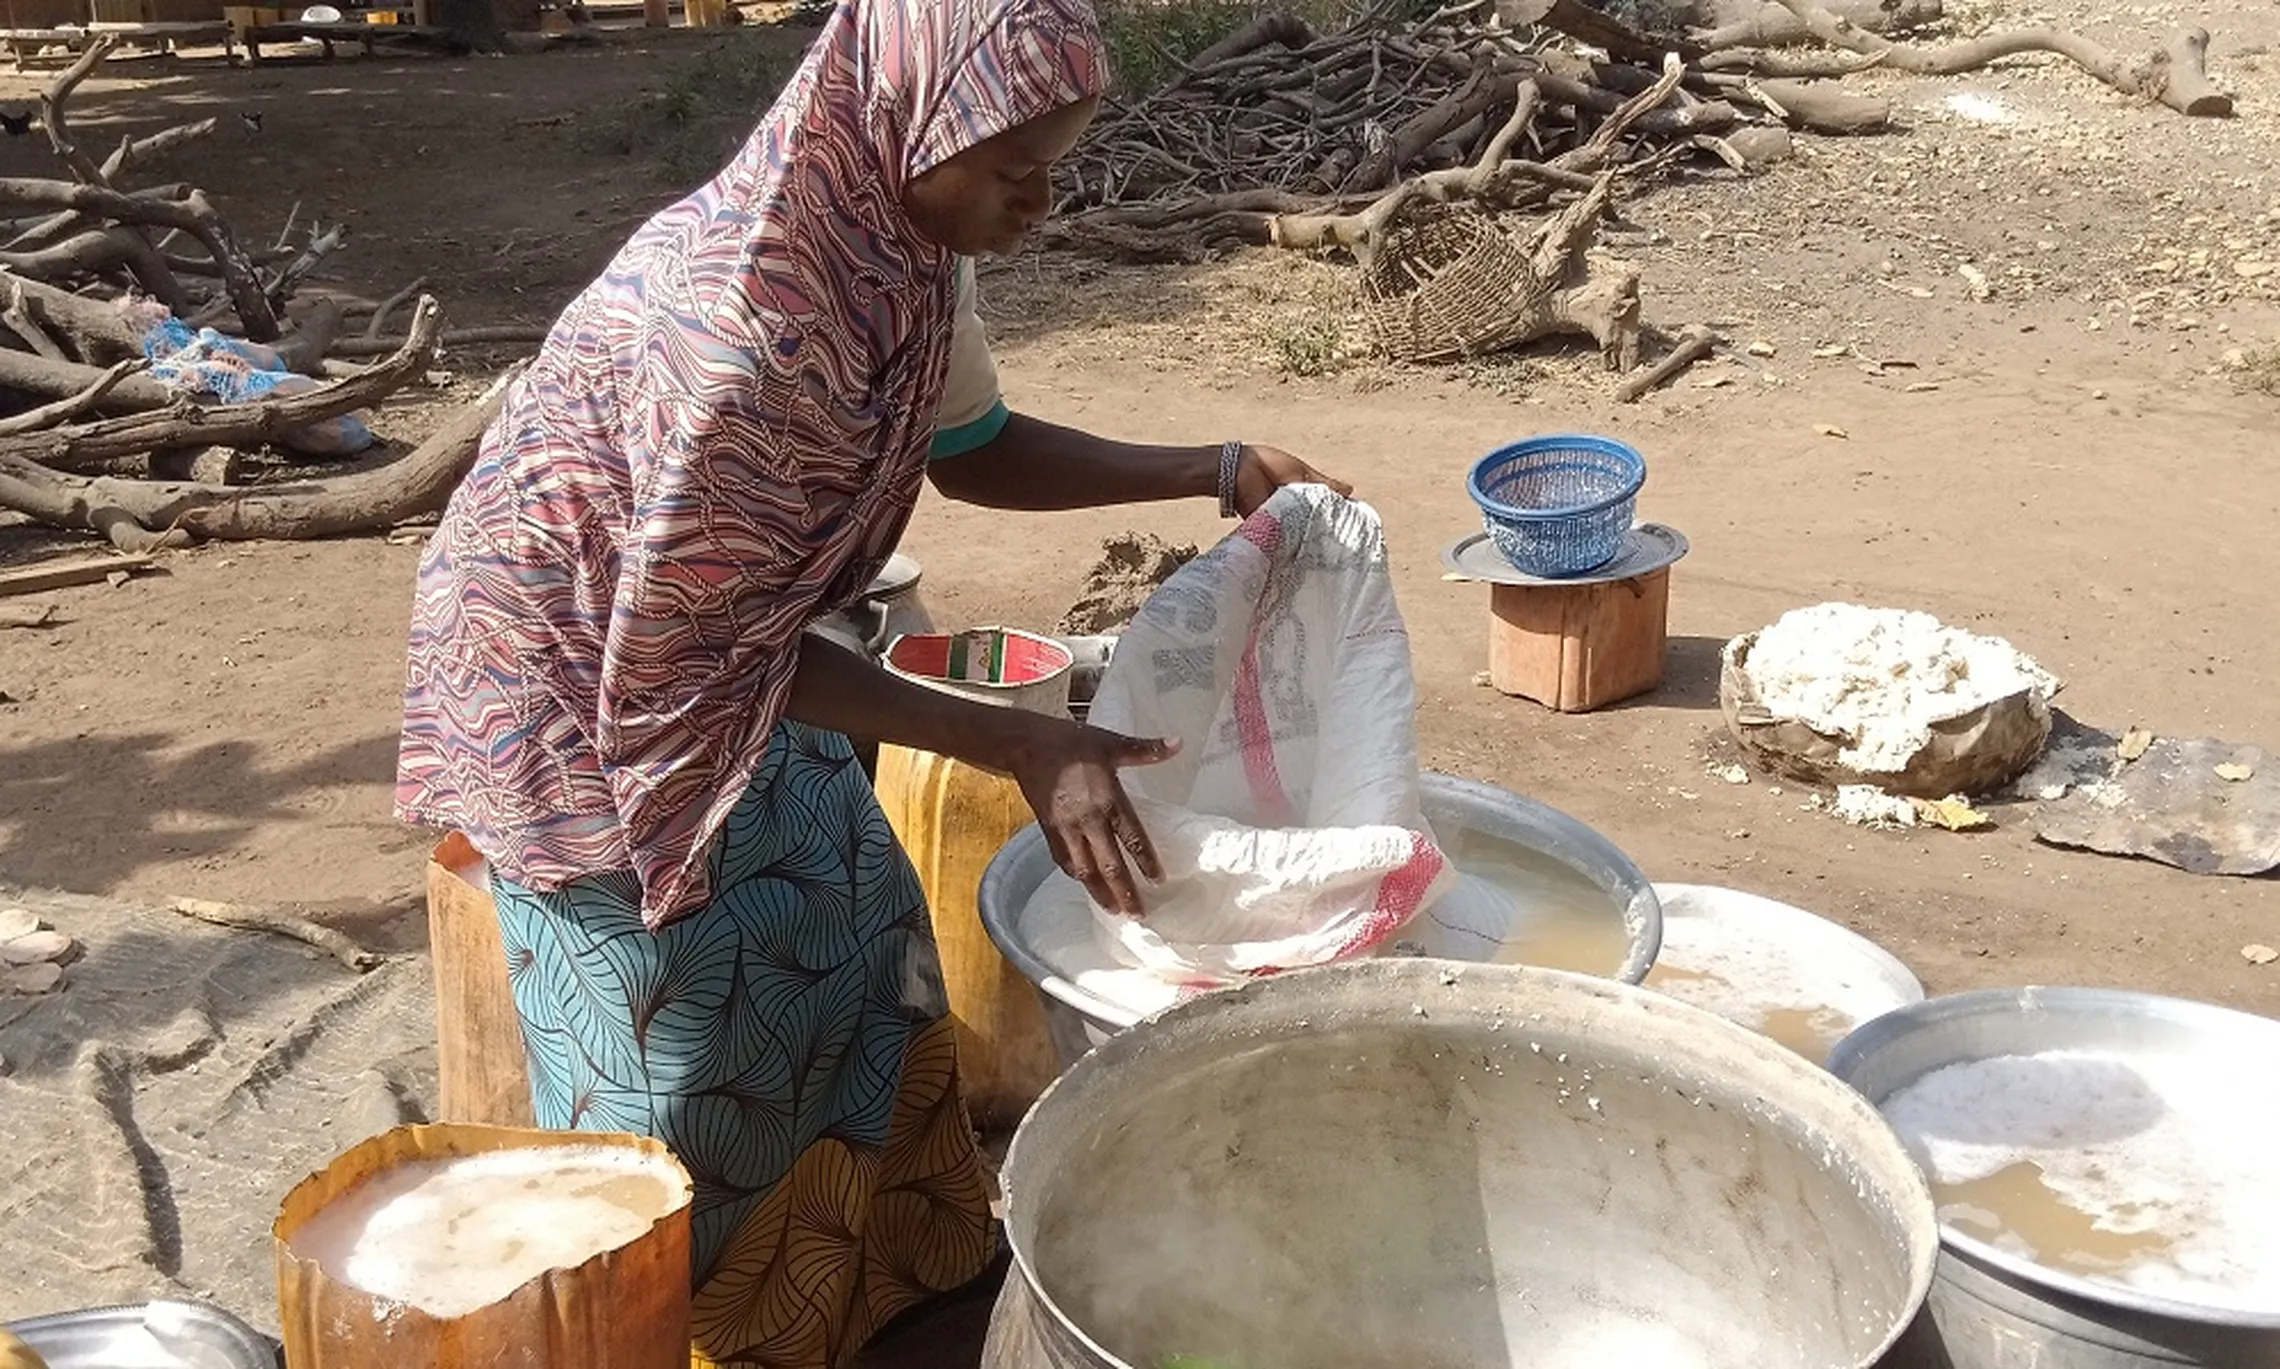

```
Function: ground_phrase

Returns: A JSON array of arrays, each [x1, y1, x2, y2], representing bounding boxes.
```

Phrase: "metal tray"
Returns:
[[1441, 521, 1689, 587], [6, 1299, 279, 1369]]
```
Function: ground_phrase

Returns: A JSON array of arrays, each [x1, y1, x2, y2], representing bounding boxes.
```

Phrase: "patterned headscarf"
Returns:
[[398, 0, 1108, 930], [608, 0, 1109, 927]]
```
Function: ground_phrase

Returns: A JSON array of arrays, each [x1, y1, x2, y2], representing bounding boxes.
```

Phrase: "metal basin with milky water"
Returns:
[[1829, 988, 2280, 1368], [978, 772, 1664, 1066], [980, 958, 1941, 1369]]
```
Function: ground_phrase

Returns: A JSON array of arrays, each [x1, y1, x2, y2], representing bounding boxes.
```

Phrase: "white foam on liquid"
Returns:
[[1881, 1050, 2280, 1311], [1646, 887, 1912, 1035], [287, 1145, 685, 1319]]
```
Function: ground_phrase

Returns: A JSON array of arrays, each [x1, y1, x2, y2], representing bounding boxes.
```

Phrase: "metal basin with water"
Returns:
[[978, 772, 1663, 1065], [981, 958, 1940, 1369], [1829, 988, 2280, 1368]]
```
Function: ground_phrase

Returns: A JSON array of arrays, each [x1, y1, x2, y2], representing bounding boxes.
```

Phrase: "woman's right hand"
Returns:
[[1000, 714, 1177, 918]]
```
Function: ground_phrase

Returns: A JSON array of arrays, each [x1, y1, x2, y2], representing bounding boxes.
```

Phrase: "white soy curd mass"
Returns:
[[1015, 833, 1626, 1023], [1881, 1050, 2280, 1311], [1743, 603, 2057, 773], [289, 1146, 683, 1319]]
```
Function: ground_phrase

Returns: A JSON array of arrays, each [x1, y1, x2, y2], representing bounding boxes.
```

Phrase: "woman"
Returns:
[[396, 0, 1344, 1363]]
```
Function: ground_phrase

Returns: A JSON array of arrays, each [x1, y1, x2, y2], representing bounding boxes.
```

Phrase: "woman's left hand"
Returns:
[[1234, 444, 1353, 517]]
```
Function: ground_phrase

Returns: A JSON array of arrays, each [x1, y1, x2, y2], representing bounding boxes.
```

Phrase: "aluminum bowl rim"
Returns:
[[978, 771, 1665, 1036], [1826, 983, 2280, 1330], [1004, 958, 1941, 1369]]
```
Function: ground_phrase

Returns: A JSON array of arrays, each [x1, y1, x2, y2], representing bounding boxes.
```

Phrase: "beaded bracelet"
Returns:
[[1218, 439, 1243, 519]]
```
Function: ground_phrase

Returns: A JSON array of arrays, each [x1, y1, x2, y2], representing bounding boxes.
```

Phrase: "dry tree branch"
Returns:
[[267, 222, 346, 307], [1762, 0, 2233, 115], [1691, 0, 1941, 51], [0, 271, 148, 362], [34, 38, 195, 314], [363, 275, 428, 340], [0, 359, 148, 436], [101, 118, 220, 181], [0, 349, 172, 414], [328, 323, 550, 357], [1617, 325, 1720, 401], [0, 179, 281, 340], [2, 280, 67, 361], [1270, 80, 1552, 253], [0, 352, 517, 550], [169, 897, 382, 973], [9, 297, 442, 477], [40, 38, 119, 188]]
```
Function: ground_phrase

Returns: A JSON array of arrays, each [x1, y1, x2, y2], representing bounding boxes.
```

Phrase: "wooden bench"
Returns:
[[230, 16, 451, 62], [0, 20, 227, 67]]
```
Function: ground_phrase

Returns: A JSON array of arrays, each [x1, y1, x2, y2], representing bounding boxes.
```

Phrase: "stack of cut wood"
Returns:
[[1060, 0, 2232, 256], [0, 37, 540, 550], [1052, 0, 2233, 385]]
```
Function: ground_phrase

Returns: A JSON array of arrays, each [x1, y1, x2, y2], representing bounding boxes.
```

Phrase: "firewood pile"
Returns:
[[0, 38, 541, 552], [1051, 0, 2235, 383]]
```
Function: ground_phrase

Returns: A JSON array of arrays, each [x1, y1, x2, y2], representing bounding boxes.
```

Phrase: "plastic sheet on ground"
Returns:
[[0, 882, 435, 1332]]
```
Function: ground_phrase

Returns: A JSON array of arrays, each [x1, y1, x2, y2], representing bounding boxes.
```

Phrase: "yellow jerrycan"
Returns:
[[874, 744, 1065, 1133]]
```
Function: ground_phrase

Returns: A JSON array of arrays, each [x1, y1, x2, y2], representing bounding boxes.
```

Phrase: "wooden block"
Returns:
[[0, 552, 155, 598], [145, 0, 227, 23], [223, 2, 282, 36], [1487, 566, 1671, 713], [426, 832, 536, 1129], [90, 0, 157, 25]]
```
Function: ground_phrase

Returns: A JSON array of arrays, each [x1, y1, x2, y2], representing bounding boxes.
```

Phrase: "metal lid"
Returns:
[[1441, 522, 1689, 587]]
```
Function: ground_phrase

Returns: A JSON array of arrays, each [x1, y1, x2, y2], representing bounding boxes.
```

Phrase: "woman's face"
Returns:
[[903, 96, 1100, 258]]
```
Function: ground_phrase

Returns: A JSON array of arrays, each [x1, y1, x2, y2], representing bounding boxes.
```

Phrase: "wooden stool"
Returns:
[[1445, 524, 1689, 714], [426, 833, 536, 1128]]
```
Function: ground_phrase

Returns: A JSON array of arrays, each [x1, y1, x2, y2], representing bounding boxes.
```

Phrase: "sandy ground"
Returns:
[[0, 6, 2277, 1359]]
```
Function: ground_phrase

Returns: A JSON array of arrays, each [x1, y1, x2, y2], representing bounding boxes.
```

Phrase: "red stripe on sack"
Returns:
[[1231, 638, 1291, 824], [1230, 508, 1292, 823], [1331, 832, 1447, 958], [1236, 509, 1283, 555]]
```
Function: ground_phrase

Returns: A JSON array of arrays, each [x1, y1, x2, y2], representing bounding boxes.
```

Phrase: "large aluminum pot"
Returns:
[[1829, 987, 2280, 1369], [983, 958, 1940, 1369], [979, 773, 1664, 1067]]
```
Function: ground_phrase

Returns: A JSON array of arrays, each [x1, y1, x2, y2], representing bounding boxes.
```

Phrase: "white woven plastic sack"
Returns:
[[1078, 484, 1457, 983]]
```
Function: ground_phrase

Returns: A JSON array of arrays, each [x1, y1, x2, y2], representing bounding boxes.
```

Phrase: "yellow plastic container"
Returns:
[[874, 745, 1063, 1132]]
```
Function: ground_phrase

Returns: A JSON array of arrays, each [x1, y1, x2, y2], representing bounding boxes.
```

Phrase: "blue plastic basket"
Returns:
[[1467, 434, 1647, 578]]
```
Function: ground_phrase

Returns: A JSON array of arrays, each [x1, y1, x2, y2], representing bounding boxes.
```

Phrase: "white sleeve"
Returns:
[[933, 259, 1007, 446]]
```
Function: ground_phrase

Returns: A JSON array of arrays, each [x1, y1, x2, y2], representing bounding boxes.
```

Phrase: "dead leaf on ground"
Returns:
[[2118, 726, 2155, 762], [2243, 943, 2279, 966], [0, 908, 36, 943], [1912, 796, 1995, 831], [1815, 424, 1851, 439], [2216, 762, 2255, 782]]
